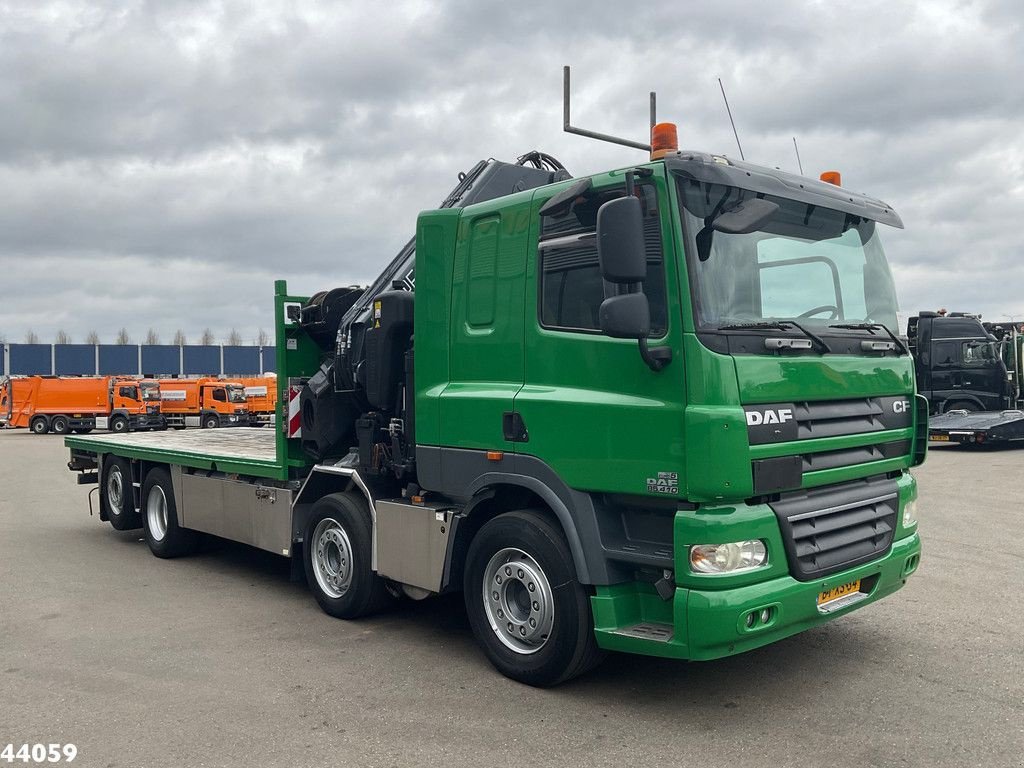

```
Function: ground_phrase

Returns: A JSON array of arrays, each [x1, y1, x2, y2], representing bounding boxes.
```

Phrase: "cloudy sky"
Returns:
[[1, 0, 1021, 345]]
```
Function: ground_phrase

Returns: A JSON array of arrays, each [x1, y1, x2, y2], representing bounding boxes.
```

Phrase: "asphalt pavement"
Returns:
[[1, 431, 1021, 768]]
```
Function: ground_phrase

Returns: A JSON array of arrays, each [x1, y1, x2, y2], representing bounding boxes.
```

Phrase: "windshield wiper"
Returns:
[[718, 321, 831, 354], [829, 323, 908, 355]]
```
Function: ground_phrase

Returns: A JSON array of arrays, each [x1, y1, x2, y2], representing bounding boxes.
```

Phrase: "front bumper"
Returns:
[[221, 413, 252, 427], [593, 532, 920, 660], [129, 413, 165, 429]]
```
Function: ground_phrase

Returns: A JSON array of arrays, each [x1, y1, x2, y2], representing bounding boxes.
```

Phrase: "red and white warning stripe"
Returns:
[[286, 383, 302, 439]]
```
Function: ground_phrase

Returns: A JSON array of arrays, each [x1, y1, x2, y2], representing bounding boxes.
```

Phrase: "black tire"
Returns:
[[463, 510, 606, 687], [110, 415, 129, 433], [29, 416, 49, 435], [142, 467, 199, 558], [102, 457, 141, 531], [945, 400, 979, 413], [50, 415, 70, 434], [203, 414, 219, 429], [303, 492, 394, 619]]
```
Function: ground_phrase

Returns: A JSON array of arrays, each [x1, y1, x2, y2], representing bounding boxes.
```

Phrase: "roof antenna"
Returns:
[[717, 77, 745, 160], [563, 65, 653, 152], [792, 136, 804, 175]]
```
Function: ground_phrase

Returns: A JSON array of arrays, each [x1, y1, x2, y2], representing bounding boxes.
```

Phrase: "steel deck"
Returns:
[[64, 428, 283, 477]]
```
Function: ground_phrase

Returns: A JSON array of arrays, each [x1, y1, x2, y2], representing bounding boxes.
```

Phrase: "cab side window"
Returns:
[[962, 342, 995, 366], [538, 184, 667, 334], [119, 386, 137, 399], [212, 388, 226, 402], [932, 341, 959, 366]]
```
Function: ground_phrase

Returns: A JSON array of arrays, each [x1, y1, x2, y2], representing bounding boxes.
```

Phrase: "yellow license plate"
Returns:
[[931, 434, 950, 441], [817, 579, 861, 606]]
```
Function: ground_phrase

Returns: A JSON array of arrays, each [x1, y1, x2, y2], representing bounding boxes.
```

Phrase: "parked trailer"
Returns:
[[158, 377, 251, 428], [2, 375, 163, 434], [65, 122, 925, 685]]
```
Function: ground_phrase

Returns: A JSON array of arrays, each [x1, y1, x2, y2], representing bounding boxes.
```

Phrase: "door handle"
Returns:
[[502, 412, 529, 443]]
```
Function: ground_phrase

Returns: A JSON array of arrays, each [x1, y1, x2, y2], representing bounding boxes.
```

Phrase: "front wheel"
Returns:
[[303, 493, 394, 618], [203, 414, 219, 429], [110, 415, 129, 433], [945, 400, 979, 413], [463, 510, 605, 686]]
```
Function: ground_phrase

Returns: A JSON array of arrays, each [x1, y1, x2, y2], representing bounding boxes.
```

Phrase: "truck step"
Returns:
[[611, 622, 674, 643]]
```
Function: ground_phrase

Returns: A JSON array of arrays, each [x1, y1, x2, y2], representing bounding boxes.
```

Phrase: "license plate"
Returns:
[[930, 434, 950, 441], [817, 579, 861, 606]]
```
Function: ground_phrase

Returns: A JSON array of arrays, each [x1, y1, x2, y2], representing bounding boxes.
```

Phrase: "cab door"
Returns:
[[437, 196, 532, 456], [515, 171, 686, 496]]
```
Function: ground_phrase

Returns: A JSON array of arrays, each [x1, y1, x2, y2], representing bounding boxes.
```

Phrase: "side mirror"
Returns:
[[712, 198, 779, 235], [597, 196, 646, 283], [600, 293, 651, 339]]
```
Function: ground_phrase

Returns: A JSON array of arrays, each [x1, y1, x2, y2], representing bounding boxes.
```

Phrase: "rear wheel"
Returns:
[[29, 416, 49, 435], [50, 415, 70, 434], [142, 467, 199, 558], [102, 457, 140, 530], [110, 415, 129, 433], [203, 414, 219, 429], [303, 493, 394, 618], [464, 510, 606, 686]]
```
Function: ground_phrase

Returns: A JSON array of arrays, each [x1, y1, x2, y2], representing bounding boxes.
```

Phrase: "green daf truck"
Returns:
[[63, 115, 925, 686]]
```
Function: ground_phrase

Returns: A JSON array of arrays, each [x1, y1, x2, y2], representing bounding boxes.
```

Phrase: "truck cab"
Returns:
[[202, 381, 249, 426], [907, 312, 1008, 413]]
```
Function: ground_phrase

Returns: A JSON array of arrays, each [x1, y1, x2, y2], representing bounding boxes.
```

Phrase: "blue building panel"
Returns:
[[261, 346, 275, 373], [98, 345, 139, 375], [141, 345, 181, 377], [10, 344, 52, 375], [54, 344, 96, 375], [222, 346, 260, 375], [183, 346, 220, 375]]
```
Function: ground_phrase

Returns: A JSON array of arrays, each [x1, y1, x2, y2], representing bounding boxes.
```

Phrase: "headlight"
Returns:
[[690, 540, 768, 574], [903, 499, 918, 528]]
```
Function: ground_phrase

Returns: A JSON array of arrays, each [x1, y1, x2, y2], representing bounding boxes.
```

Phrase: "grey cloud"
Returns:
[[1, 0, 1023, 343]]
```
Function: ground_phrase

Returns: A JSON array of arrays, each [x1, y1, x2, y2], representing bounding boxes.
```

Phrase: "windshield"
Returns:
[[140, 383, 160, 401], [227, 386, 247, 404], [678, 178, 900, 332]]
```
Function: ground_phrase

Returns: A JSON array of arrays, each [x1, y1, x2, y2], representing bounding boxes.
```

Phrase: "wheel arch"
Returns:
[[453, 475, 595, 588], [942, 396, 985, 412]]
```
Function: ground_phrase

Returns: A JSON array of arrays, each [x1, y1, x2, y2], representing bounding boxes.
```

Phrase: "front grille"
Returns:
[[795, 396, 911, 440], [769, 476, 898, 581], [801, 439, 911, 473], [746, 395, 912, 446]]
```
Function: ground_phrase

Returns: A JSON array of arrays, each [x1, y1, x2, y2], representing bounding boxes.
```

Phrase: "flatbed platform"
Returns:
[[929, 409, 1024, 445], [64, 428, 283, 477]]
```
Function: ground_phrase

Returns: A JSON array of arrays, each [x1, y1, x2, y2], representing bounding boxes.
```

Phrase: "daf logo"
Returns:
[[893, 400, 911, 414], [746, 408, 794, 426]]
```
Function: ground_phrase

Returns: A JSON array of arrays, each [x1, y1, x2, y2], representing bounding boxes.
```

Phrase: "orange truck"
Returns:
[[0, 375, 163, 434], [157, 377, 251, 428], [239, 376, 278, 425]]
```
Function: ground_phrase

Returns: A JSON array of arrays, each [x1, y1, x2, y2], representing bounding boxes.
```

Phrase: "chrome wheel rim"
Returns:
[[106, 466, 124, 518], [482, 547, 555, 655], [146, 485, 169, 542], [312, 517, 353, 599]]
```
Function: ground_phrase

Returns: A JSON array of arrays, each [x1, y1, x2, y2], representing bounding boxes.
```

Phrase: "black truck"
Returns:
[[907, 312, 1008, 414], [910, 312, 1024, 444]]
